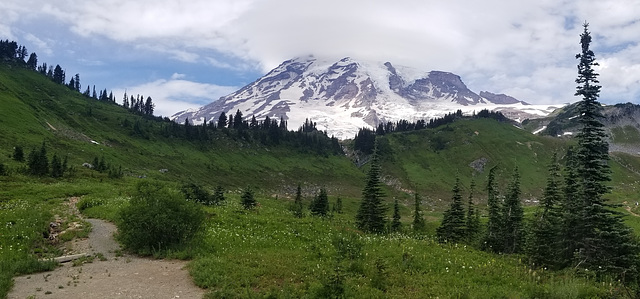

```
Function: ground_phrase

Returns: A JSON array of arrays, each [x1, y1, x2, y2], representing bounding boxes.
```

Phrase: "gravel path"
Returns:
[[8, 219, 205, 299]]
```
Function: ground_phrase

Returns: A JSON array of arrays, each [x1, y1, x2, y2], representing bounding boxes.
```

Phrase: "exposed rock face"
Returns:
[[172, 56, 556, 139], [479, 91, 527, 105]]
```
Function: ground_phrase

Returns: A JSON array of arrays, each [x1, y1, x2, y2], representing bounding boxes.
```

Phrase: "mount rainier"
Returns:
[[172, 56, 561, 139]]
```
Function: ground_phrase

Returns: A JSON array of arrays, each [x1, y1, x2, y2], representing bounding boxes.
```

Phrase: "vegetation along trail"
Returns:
[[8, 217, 204, 299]]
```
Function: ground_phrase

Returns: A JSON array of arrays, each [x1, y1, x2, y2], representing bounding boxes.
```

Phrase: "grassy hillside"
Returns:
[[379, 119, 566, 203], [0, 64, 365, 194]]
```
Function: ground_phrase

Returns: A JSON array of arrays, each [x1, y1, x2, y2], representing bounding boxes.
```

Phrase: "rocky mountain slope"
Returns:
[[172, 56, 562, 139], [524, 102, 640, 155]]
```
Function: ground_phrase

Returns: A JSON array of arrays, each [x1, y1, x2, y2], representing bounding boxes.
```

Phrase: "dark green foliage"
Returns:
[[437, 176, 466, 243], [559, 147, 581, 266], [12, 146, 24, 162], [117, 181, 205, 254], [483, 166, 502, 252], [108, 165, 123, 179], [0, 163, 6, 176], [333, 197, 343, 214], [27, 142, 48, 176], [501, 167, 523, 254], [212, 185, 225, 204], [292, 184, 304, 218], [217, 112, 227, 128], [412, 193, 425, 232], [391, 199, 401, 232], [91, 156, 109, 173], [241, 186, 256, 209], [528, 153, 563, 269], [310, 188, 329, 217], [50, 153, 63, 178], [355, 147, 387, 233], [465, 180, 481, 244], [569, 23, 639, 278], [180, 182, 215, 205]]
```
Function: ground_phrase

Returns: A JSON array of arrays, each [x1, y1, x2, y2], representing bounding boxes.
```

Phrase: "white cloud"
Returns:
[[23, 33, 52, 55], [6, 0, 640, 105], [113, 77, 238, 117]]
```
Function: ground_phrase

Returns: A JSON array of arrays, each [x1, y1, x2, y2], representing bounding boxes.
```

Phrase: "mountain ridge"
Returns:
[[172, 56, 562, 138]]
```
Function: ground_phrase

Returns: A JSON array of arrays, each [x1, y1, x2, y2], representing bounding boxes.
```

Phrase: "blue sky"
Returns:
[[2, 0, 640, 117]]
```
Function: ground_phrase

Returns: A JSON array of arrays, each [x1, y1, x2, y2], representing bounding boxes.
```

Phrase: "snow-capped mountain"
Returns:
[[172, 56, 561, 139]]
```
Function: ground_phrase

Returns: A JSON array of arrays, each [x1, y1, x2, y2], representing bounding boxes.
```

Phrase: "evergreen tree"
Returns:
[[559, 147, 581, 266], [465, 179, 481, 244], [62, 155, 68, 174], [217, 112, 227, 128], [50, 153, 63, 178], [123, 91, 129, 109], [310, 188, 329, 217], [436, 176, 466, 243], [482, 166, 503, 252], [227, 114, 234, 129], [391, 199, 401, 232], [571, 23, 638, 277], [212, 185, 225, 204], [233, 109, 243, 129], [26, 52, 37, 70], [144, 96, 154, 115], [27, 142, 48, 176], [528, 153, 563, 268], [293, 184, 304, 218], [12, 145, 24, 162], [355, 144, 387, 233], [333, 197, 343, 214], [241, 186, 256, 209], [502, 167, 523, 254], [412, 193, 425, 232], [74, 73, 80, 92], [52, 64, 65, 84]]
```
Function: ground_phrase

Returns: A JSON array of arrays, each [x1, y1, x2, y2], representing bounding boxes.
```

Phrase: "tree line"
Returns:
[[353, 109, 509, 154], [0, 39, 155, 116]]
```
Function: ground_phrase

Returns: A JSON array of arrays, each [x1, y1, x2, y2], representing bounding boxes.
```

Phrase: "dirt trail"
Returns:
[[8, 218, 205, 299], [625, 206, 640, 217]]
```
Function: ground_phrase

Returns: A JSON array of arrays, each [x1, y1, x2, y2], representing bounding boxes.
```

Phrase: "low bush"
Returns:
[[117, 181, 205, 255]]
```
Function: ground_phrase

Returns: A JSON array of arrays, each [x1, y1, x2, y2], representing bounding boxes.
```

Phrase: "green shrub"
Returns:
[[117, 181, 205, 255]]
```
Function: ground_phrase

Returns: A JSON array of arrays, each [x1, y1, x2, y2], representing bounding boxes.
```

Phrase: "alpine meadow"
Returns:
[[4, 24, 640, 299]]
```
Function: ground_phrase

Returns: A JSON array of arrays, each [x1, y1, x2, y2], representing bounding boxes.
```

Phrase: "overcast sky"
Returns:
[[2, 0, 639, 117]]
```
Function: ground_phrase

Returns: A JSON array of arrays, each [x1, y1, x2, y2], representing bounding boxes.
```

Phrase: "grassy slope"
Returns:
[[0, 64, 364, 194], [379, 119, 567, 208]]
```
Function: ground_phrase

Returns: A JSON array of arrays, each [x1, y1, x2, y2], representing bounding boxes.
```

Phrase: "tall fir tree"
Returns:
[[50, 153, 63, 178], [241, 186, 256, 209], [355, 143, 387, 233], [482, 166, 503, 252], [391, 199, 401, 232], [293, 184, 304, 218], [501, 167, 523, 254], [436, 176, 466, 243], [571, 23, 638, 277], [465, 179, 481, 244], [412, 193, 425, 232], [310, 188, 329, 217], [528, 153, 563, 268]]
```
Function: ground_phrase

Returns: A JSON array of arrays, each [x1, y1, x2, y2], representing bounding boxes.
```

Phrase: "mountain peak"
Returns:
[[172, 57, 554, 139]]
